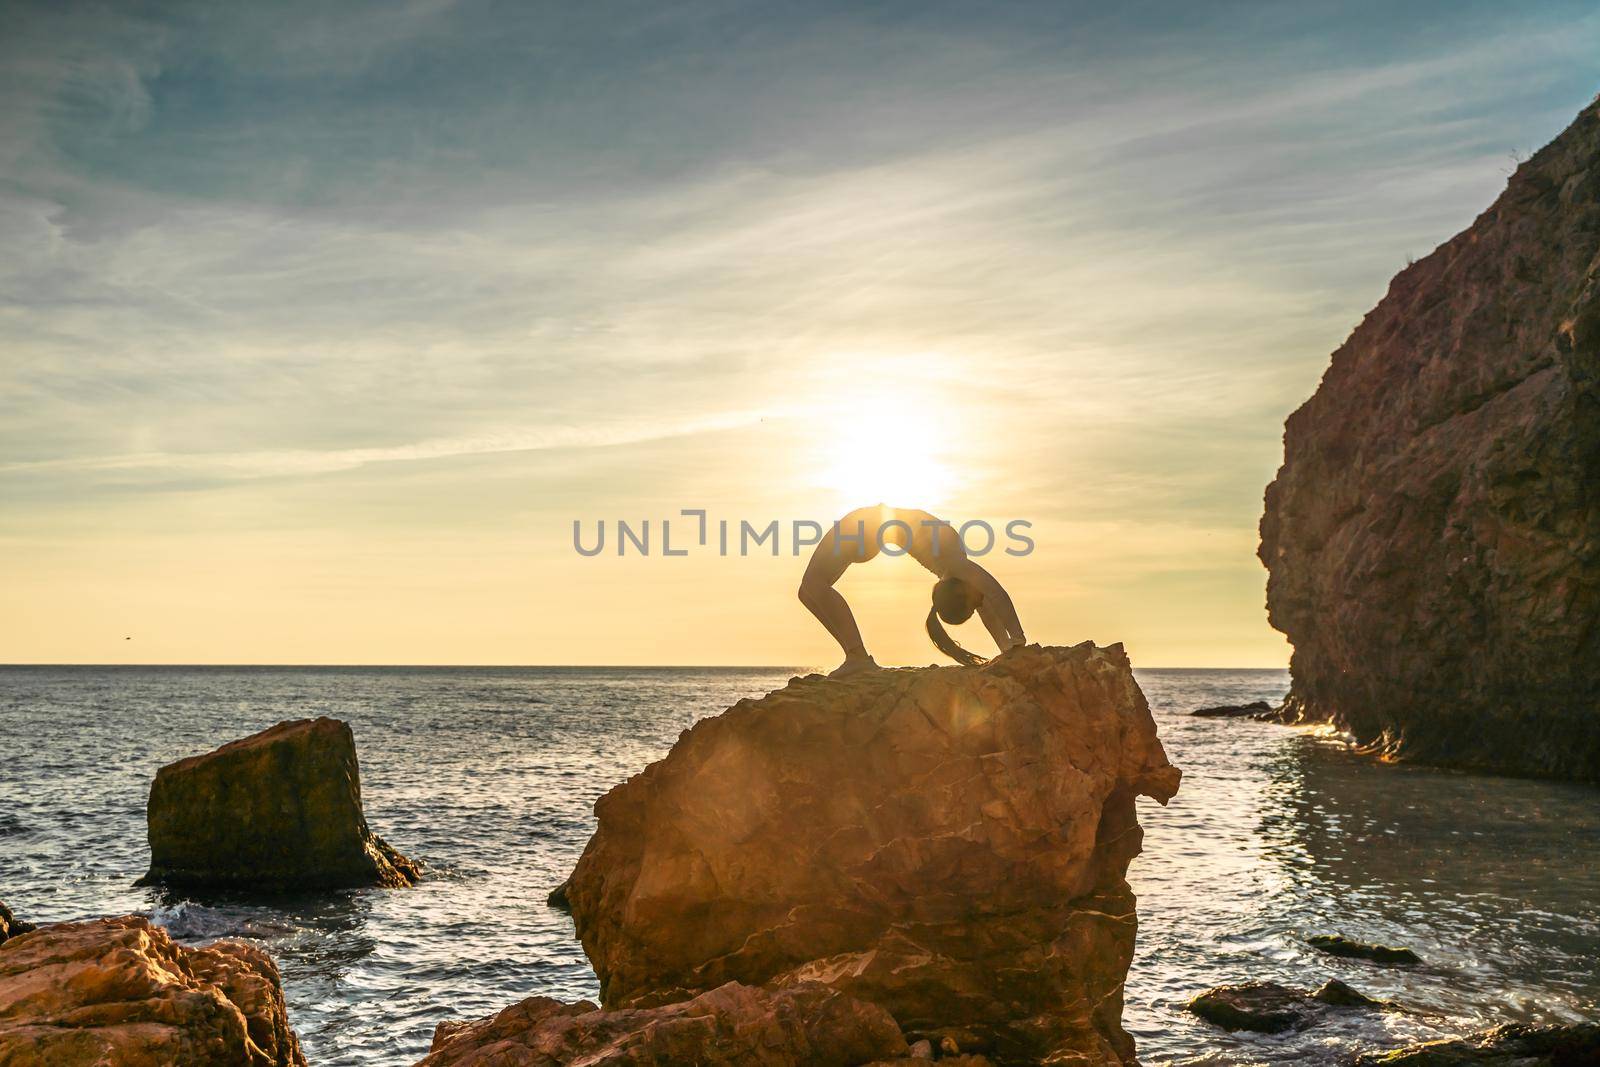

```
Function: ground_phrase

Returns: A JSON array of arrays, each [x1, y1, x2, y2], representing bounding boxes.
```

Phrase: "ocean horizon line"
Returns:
[[0, 661, 1291, 671]]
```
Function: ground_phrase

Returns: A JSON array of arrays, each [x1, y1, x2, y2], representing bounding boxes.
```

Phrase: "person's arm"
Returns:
[[958, 560, 1025, 651]]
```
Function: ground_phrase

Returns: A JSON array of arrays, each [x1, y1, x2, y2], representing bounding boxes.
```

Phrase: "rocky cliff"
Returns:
[[561, 643, 1180, 1066], [0, 916, 306, 1066], [139, 717, 420, 891], [1260, 97, 1600, 781]]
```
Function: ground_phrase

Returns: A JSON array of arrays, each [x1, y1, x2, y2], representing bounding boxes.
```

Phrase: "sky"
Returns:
[[1, 1, 1597, 667]]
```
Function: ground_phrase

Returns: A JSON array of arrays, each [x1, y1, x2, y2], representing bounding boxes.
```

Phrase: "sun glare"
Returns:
[[817, 391, 957, 508]]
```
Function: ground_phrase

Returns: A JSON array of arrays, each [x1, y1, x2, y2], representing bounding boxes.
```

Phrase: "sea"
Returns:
[[1, 665, 1596, 1065]]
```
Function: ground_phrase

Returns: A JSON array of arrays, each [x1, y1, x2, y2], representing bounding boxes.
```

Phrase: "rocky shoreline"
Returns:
[[2, 647, 1593, 1064], [7, 644, 1184, 1066]]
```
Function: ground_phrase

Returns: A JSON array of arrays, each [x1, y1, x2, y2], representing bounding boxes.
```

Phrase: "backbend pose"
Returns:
[[798, 504, 1026, 677]]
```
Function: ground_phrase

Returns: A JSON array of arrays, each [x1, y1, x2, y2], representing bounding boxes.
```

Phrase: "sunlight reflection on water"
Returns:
[[1129, 670, 1600, 1064]]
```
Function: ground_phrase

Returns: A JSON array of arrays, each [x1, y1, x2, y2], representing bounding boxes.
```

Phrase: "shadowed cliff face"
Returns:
[[563, 643, 1180, 1066], [1260, 97, 1600, 782]]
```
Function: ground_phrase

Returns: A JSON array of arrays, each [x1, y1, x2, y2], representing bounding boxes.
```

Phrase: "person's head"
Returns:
[[926, 577, 987, 667]]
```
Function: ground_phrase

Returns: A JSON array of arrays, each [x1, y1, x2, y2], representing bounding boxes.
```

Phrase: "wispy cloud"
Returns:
[[0, 408, 782, 480]]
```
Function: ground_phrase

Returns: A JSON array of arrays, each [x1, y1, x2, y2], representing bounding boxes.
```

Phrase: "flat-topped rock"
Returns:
[[1190, 700, 1274, 718], [1307, 933, 1421, 965], [139, 716, 419, 892], [0, 915, 305, 1066], [565, 642, 1180, 1065]]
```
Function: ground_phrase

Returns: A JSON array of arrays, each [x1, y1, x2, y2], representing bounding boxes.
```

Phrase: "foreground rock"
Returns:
[[0, 915, 305, 1066], [1259, 97, 1600, 781], [0, 900, 32, 944], [1307, 933, 1421, 965], [417, 981, 912, 1066], [1187, 979, 1384, 1034], [1356, 1022, 1600, 1065], [565, 643, 1181, 1065], [139, 717, 420, 891]]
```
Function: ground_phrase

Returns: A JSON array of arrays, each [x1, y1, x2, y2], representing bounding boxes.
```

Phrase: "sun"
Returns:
[[816, 392, 957, 507]]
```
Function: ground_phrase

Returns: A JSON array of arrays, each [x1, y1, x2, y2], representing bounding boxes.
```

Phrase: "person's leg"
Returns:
[[799, 581, 867, 659], [797, 523, 877, 676]]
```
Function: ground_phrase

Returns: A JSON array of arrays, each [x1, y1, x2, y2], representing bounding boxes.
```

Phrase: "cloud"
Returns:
[[2, 1, 1597, 511], [2, 0, 1597, 663], [0, 407, 780, 481]]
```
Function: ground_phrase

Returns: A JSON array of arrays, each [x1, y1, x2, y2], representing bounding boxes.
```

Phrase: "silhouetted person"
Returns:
[[798, 504, 1025, 677]]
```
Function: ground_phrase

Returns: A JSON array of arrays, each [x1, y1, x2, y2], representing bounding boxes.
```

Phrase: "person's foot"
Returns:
[[828, 653, 878, 678]]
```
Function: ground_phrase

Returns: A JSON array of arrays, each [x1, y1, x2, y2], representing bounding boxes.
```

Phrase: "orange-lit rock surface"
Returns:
[[565, 642, 1180, 1065], [0, 915, 305, 1066]]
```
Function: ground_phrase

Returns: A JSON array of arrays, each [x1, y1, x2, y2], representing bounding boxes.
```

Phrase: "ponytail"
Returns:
[[926, 607, 987, 667]]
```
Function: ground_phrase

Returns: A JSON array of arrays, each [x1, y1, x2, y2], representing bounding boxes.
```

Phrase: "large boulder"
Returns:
[[416, 981, 910, 1066], [139, 717, 420, 891], [1259, 97, 1600, 781], [0, 915, 306, 1066], [564, 643, 1181, 1065]]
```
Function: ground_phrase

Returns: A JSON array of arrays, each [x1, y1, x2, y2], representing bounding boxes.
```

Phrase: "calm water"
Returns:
[[1, 665, 1595, 1065]]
